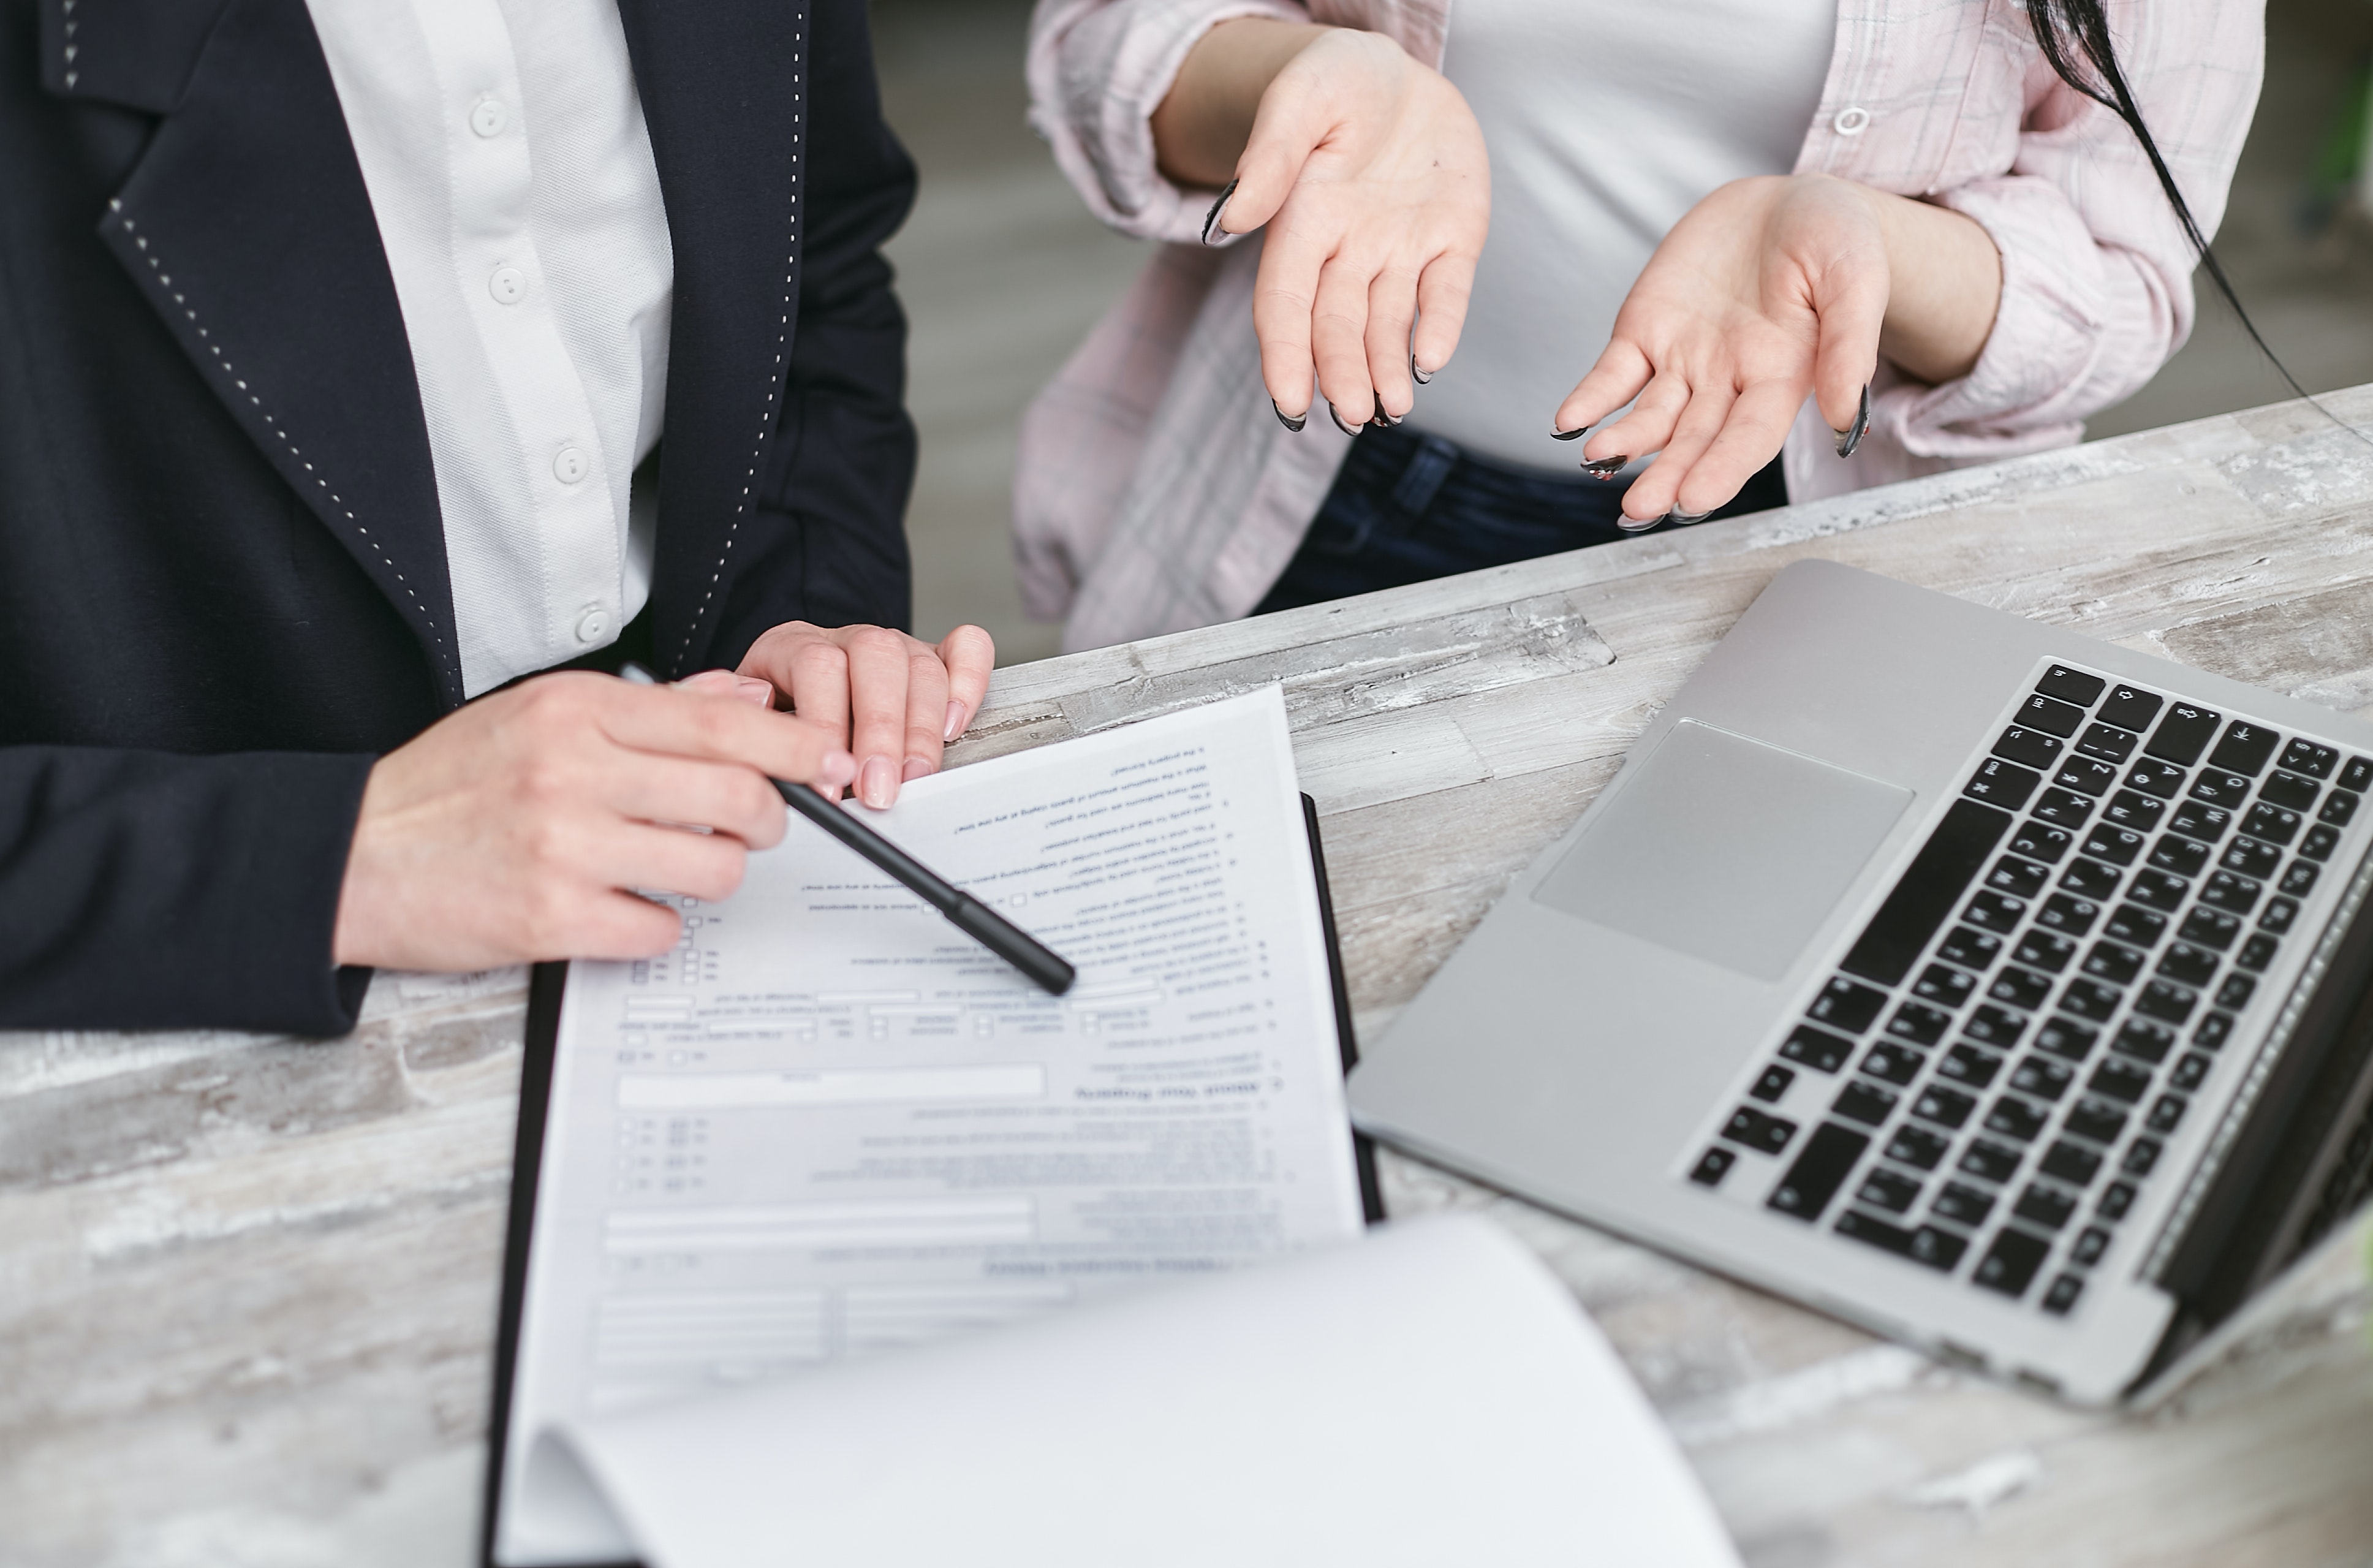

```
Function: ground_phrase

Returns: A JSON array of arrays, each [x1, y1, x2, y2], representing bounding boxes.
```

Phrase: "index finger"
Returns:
[[597, 682, 854, 792], [939, 625, 995, 740]]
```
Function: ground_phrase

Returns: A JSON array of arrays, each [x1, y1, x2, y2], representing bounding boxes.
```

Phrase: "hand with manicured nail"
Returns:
[[1152, 21, 1488, 435], [1552, 173, 2000, 525], [734, 621, 996, 810]]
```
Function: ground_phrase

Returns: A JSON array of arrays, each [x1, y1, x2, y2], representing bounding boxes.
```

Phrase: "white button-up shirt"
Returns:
[[305, 0, 673, 697]]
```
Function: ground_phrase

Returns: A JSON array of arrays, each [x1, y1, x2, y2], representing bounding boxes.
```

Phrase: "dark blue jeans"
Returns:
[[1255, 426, 1788, 615]]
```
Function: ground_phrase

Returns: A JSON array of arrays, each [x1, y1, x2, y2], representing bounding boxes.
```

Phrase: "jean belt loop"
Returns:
[[1387, 434, 1461, 526]]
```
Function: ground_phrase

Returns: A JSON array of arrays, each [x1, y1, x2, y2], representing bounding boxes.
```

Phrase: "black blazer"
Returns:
[[0, 0, 918, 1032]]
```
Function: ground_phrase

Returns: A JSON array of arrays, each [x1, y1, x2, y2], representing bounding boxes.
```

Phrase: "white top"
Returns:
[[1404, 0, 1836, 477], [305, 0, 673, 697]]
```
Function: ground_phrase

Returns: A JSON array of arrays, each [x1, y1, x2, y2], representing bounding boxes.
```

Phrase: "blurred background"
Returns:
[[872, 0, 2373, 667]]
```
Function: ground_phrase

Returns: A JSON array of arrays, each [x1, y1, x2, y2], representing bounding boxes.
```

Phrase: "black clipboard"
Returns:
[[479, 794, 1381, 1568]]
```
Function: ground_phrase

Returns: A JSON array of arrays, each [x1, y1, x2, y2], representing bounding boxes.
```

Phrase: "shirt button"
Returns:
[[1833, 106, 1872, 136], [470, 97, 509, 138], [488, 266, 526, 305], [575, 606, 612, 645], [552, 447, 589, 484]]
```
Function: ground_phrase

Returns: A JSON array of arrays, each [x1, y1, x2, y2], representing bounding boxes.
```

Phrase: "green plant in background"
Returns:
[[2301, 55, 2372, 235]]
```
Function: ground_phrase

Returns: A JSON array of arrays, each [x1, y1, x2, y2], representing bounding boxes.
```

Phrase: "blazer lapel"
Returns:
[[613, 0, 808, 675], [57, 0, 466, 708]]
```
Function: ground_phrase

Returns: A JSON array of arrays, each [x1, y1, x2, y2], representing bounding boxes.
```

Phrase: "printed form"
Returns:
[[498, 687, 1365, 1563]]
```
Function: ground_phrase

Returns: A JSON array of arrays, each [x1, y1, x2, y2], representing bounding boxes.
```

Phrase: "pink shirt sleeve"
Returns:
[[1027, 0, 1310, 246], [1885, 0, 2265, 458]]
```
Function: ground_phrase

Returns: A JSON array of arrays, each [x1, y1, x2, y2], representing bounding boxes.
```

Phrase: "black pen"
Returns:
[[620, 663, 1076, 995]]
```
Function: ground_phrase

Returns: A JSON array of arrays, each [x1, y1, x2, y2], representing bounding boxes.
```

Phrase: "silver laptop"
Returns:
[[1348, 559, 2373, 1405]]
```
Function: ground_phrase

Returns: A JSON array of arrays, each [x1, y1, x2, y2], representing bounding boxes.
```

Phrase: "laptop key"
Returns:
[[1913, 963, 1977, 1007], [2170, 1052, 2212, 1091], [2064, 1097, 2129, 1145], [1861, 1042, 1925, 1086], [2007, 1056, 2074, 1101], [1937, 925, 2003, 971], [2037, 665, 2108, 706], [1994, 726, 2063, 771], [1766, 1122, 1871, 1219], [1809, 977, 1890, 1033], [2167, 800, 2233, 843], [1841, 798, 2015, 985], [2143, 703, 2219, 766], [2241, 803, 2303, 846], [2113, 1019, 2176, 1065], [1911, 1085, 1977, 1129], [1959, 1138, 2024, 1184], [2147, 836, 2210, 878], [2031, 787, 2096, 829], [2035, 893, 2100, 936], [2207, 720, 2280, 776], [2259, 771, 2321, 812], [2190, 770, 2254, 809], [2318, 789, 2358, 827], [2059, 977, 2122, 1021], [1722, 1107, 1798, 1156], [2156, 941, 2219, 987], [2040, 1139, 2104, 1186], [1987, 855, 2049, 900], [2008, 822, 2074, 865], [2134, 979, 2198, 1025], [1855, 1165, 1923, 1214], [2087, 1058, 2152, 1105], [2013, 930, 2078, 973], [2122, 1137, 2164, 1176], [1964, 890, 2026, 933], [1750, 1064, 1796, 1102], [1962, 1004, 2027, 1048], [2097, 1180, 2138, 1219], [2059, 857, 2123, 900], [1885, 1002, 1952, 1047], [2079, 824, 2144, 865], [2104, 788, 2167, 830], [2279, 738, 2338, 779], [2042, 1273, 2087, 1314], [1832, 1081, 1898, 1127], [2099, 686, 2165, 733], [2076, 723, 2138, 763], [2070, 1225, 2113, 1265], [2054, 756, 2121, 797], [2214, 973, 2255, 1010], [1782, 1023, 1854, 1073], [1690, 1148, 1737, 1186], [2035, 1017, 2099, 1061], [2017, 694, 2089, 737], [2301, 823, 2341, 862], [2129, 869, 2190, 911], [2080, 941, 2143, 985], [2178, 907, 2241, 950], [1985, 1096, 2048, 1143], [2192, 1012, 2235, 1051], [2344, 757, 2373, 792], [2235, 934, 2278, 972], [1974, 1228, 2051, 1297], [2104, 904, 2168, 947], [1932, 1181, 1997, 1227], [1885, 1124, 1950, 1170], [2279, 860, 2320, 897], [1834, 1210, 1968, 1271], [2201, 871, 2262, 914], [1966, 757, 2042, 810], [2219, 837, 2280, 880], [2145, 1094, 2187, 1134], [2258, 897, 2300, 935], [1986, 964, 2053, 1010], [2014, 1183, 2076, 1231], [2124, 759, 2187, 800], [1939, 1043, 2005, 1088]]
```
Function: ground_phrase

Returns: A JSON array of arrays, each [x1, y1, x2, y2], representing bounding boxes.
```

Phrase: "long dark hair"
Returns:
[[2027, 0, 2312, 403]]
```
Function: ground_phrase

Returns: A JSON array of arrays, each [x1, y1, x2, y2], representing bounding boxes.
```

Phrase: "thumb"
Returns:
[[1213, 68, 1333, 239], [1809, 260, 1887, 436]]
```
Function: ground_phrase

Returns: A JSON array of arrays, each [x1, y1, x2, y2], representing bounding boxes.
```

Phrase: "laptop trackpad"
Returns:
[[1532, 721, 1913, 982]]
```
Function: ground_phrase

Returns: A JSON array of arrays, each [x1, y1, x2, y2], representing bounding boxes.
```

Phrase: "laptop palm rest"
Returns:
[[1531, 721, 1912, 982]]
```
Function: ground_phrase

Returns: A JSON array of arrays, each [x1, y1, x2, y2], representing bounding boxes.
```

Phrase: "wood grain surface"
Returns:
[[8, 390, 2373, 1567]]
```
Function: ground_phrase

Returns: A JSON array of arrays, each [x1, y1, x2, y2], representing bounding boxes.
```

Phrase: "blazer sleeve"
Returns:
[[706, 0, 923, 659], [1889, 0, 2265, 458], [1028, 0, 1309, 246], [0, 746, 374, 1034]]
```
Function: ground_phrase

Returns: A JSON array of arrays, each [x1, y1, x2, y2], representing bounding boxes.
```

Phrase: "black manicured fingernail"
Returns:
[[1411, 355, 1432, 386], [1551, 425, 1588, 441], [1616, 513, 1663, 534], [1200, 178, 1238, 247], [1371, 394, 1400, 428], [1580, 455, 1627, 479], [1834, 383, 1870, 459], [1329, 403, 1365, 437], [1668, 507, 1713, 525], [1272, 400, 1306, 433]]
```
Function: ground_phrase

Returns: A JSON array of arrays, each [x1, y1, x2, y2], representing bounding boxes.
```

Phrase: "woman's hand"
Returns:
[[736, 623, 995, 809], [1155, 22, 1489, 431], [1556, 174, 2000, 525]]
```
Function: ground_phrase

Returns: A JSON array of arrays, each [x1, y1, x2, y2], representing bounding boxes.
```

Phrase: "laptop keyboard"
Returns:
[[1688, 661, 2368, 1319]]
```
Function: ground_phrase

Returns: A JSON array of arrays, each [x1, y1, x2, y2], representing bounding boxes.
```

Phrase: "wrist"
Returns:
[[1153, 18, 1334, 189]]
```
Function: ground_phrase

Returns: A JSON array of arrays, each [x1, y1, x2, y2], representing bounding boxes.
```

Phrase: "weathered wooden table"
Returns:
[[10, 390, 2373, 1567]]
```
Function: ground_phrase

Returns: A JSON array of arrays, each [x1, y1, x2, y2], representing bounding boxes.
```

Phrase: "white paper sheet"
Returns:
[[547, 1215, 1744, 1568], [496, 688, 1370, 1564]]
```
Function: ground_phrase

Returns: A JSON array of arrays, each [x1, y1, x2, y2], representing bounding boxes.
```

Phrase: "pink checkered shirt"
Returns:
[[1018, 0, 2265, 651]]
